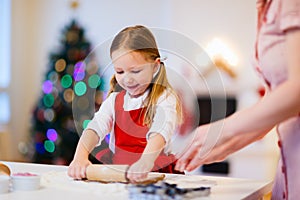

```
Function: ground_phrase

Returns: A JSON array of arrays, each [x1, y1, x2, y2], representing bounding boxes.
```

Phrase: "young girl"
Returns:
[[68, 25, 183, 183]]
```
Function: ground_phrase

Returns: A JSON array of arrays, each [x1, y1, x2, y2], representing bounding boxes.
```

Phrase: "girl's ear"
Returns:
[[155, 57, 161, 64], [152, 58, 161, 78], [154, 57, 160, 71]]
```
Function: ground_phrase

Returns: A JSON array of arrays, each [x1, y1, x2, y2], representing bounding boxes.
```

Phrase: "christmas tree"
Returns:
[[30, 19, 105, 165]]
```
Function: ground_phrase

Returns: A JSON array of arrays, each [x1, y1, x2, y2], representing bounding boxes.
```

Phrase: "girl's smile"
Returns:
[[126, 84, 139, 90]]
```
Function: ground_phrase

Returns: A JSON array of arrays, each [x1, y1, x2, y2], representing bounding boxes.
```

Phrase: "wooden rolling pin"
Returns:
[[86, 164, 165, 184]]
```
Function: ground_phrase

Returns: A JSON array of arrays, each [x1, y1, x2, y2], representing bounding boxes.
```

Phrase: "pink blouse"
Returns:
[[255, 0, 300, 199]]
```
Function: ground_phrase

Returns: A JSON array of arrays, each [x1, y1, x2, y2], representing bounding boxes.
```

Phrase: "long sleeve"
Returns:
[[85, 93, 117, 145], [147, 91, 178, 151]]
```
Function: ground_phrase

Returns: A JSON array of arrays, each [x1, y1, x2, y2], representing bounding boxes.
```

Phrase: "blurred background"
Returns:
[[0, 0, 279, 181]]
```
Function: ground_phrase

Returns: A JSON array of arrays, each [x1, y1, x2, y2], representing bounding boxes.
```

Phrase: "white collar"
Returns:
[[123, 89, 150, 110]]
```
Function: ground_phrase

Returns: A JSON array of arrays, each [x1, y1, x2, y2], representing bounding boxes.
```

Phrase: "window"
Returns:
[[0, 0, 11, 127]]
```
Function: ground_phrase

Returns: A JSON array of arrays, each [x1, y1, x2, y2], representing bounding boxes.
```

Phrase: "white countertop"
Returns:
[[0, 161, 272, 200]]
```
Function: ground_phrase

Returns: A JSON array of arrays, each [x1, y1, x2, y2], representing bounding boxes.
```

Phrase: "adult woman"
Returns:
[[175, 0, 300, 199]]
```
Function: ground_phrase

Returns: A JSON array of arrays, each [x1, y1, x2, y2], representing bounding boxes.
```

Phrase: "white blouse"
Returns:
[[85, 89, 178, 154]]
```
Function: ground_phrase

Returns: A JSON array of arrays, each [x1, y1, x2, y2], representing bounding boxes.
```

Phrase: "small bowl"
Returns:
[[11, 172, 41, 191], [0, 175, 10, 194]]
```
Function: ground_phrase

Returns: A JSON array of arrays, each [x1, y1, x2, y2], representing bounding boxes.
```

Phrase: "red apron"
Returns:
[[97, 90, 182, 174]]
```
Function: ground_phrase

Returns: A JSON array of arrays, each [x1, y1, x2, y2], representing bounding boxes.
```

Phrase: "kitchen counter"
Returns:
[[0, 161, 272, 200]]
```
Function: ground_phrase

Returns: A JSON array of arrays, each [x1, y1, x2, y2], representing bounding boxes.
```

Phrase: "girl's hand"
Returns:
[[126, 158, 154, 183], [126, 132, 164, 183], [68, 158, 92, 180], [67, 129, 100, 180]]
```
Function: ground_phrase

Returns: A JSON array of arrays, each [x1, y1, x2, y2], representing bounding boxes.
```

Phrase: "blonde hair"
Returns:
[[108, 25, 183, 127]]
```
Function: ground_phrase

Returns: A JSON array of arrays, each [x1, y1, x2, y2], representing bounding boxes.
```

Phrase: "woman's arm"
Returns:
[[176, 28, 300, 172], [230, 29, 300, 134]]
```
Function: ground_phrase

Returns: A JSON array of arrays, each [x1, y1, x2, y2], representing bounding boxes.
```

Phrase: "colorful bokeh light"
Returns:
[[44, 108, 55, 122], [37, 109, 45, 122], [63, 88, 74, 103], [105, 134, 110, 144], [48, 71, 59, 83], [86, 61, 98, 74], [82, 119, 91, 129], [74, 81, 87, 96], [55, 59, 67, 72], [46, 129, 58, 142], [43, 94, 55, 108], [42, 80, 53, 94], [61, 74, 73, 88], [44, 140, 55, 153], [73, 61, 86, 81], [36, 142, 45, 154], [88, 74, 101, 88]]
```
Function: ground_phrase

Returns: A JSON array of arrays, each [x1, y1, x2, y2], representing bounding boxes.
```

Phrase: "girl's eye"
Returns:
[[116, 71, 124, 74], [132, 70, 141, 74]]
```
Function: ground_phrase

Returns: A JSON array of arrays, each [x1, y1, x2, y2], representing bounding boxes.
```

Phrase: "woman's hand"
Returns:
[[175, 123, 220, 172], [68, 158, 92, 180], [126, 158, 154, 183], [175, 116, 271, 172]]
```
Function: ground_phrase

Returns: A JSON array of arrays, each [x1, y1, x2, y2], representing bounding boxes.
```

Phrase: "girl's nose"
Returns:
[[123, 74, 134, 84]]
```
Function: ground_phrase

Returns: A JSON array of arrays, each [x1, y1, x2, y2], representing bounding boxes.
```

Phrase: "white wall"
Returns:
[[6, 0, 279, 180]]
